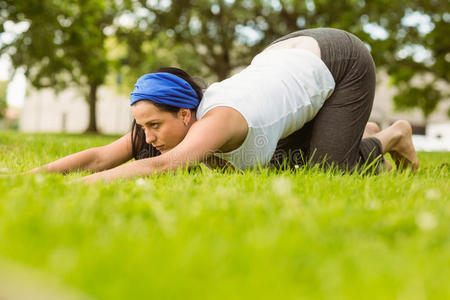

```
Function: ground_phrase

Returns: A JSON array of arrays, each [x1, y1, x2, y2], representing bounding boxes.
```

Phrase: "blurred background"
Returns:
[[0, 0, 449, 150]]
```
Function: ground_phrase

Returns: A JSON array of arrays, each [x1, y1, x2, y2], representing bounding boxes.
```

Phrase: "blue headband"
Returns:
[[130, 72, 199, 109]]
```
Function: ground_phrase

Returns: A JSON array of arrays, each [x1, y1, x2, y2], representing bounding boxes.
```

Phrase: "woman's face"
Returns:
[[131, 101, 193, 153]]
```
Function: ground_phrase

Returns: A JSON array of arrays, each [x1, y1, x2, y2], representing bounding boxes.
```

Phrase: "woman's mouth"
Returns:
[[154, 145, 164, 151]]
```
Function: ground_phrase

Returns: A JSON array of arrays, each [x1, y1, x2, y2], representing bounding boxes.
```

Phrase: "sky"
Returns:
[[0, 56, 26, 108], [1, 20, 28, 108]]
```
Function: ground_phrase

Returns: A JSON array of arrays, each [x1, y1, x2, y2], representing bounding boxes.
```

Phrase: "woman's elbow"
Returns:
[[86, 147, 106, 171]]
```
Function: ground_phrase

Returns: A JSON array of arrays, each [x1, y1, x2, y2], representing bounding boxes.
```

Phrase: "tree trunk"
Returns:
[[216, 51, 231, 81], [85, 82, 98, 133], [216, 67, 230, 81]]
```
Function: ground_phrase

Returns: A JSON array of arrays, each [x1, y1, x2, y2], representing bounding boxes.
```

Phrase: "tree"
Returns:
[[119, 0, 379, 80], [119, 0, 270, 81], [120, 0, 449, 119], [0, 0, 119, 132], [2, 0, 448, 124], [360, 0, 450, 120]]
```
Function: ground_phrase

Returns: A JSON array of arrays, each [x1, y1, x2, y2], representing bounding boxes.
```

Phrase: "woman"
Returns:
[[29, 28, 419, 183]]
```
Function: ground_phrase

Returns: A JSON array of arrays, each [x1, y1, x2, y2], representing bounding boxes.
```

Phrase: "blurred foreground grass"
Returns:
[[0, 131, 449, 299]]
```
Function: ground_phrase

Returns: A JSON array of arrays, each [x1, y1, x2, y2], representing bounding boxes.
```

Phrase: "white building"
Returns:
[[20, 86, 133, 135]]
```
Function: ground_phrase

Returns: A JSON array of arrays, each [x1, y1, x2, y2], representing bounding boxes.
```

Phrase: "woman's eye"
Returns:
[[150, 123, 159, 129]]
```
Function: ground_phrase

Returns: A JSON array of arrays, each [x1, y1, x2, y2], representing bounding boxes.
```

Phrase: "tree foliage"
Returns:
[[120, 0, 449, 119], [0, 0, 119, 132], [361, 0, 450, 119], [1, 0, 448, 127]]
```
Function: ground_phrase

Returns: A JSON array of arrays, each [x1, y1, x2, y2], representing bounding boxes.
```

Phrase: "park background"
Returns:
[[0, 0, 449, 143], [0, 1, 449, 299]]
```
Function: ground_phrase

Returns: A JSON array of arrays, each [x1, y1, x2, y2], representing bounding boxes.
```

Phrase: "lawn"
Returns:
[[0, 131, 449, 300]]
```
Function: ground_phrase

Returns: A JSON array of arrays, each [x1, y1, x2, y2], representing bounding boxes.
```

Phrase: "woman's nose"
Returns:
[[144, 129, 156, 144]]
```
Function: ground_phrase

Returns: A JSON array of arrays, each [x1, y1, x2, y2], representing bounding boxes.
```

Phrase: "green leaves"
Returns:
[[394, 84, 442, 119], [0, 0, 120, 129], [1, 0, 448, 126]]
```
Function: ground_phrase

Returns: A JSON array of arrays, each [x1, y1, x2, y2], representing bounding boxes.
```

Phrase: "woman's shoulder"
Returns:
[[200, 106, 247, 132], [196, 106, 249, 153]]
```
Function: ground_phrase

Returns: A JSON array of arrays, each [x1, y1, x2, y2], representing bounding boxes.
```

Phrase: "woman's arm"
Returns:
[[28, 132, 133, 174], [80, 107, 246, 183]]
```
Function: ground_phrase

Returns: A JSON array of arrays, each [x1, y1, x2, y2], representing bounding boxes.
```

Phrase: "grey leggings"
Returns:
[[269, 28, 384, 172]]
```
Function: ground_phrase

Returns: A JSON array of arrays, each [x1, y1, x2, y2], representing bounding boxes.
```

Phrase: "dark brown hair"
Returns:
[[130, 67, 204, 160]]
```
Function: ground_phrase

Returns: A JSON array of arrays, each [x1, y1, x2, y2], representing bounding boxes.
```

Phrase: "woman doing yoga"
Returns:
[[29, 28, 419, 183]]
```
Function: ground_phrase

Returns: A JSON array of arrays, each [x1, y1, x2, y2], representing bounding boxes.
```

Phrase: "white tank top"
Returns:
[[196, 48, 335, 170]]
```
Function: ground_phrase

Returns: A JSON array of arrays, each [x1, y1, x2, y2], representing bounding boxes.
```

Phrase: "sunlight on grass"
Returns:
[[0, 131, 449, 299]]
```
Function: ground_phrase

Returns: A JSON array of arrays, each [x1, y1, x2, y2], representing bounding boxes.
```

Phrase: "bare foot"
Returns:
[[363, 122, 381, 139], [363, 122, 392, 171], [387, 120, 419, 171]]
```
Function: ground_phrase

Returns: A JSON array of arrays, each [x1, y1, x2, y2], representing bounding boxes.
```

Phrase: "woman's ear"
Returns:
[[179, 109, 191, 126]]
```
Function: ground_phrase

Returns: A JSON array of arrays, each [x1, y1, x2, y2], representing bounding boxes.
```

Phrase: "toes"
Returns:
[[388, 120, 420, 171], [389, 150, 419, 171]]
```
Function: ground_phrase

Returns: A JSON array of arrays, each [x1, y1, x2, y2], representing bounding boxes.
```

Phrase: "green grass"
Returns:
[[0, 131, 449, 299]]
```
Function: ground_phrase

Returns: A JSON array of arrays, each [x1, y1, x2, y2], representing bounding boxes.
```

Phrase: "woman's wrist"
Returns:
[[26, 167, 43, 174]]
